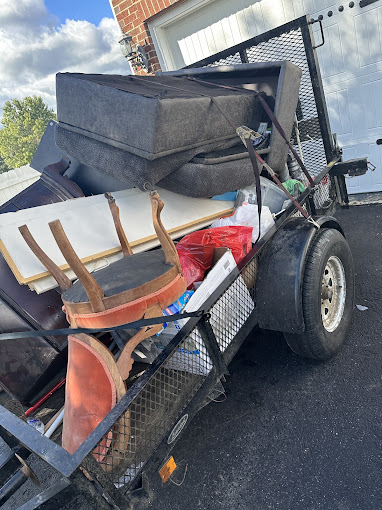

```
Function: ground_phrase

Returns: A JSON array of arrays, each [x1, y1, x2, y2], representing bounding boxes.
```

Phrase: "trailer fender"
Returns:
[[255, 216, 344, 334]]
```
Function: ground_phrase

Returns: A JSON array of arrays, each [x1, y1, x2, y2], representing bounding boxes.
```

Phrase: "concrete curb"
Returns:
[[348, 192, 382, 206]]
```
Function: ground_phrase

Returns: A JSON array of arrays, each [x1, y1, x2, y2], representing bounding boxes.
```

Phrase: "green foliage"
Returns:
[[0, 96, 56, 168], [0, 155, 11, 174]]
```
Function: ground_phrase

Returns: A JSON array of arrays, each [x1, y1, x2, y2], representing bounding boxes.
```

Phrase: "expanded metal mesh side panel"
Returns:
[[206, 52, 242, 67], [314, 176, 331, 211], [91, 259, 258, 486], [195, 26, 333, 211], [208, 265, 257, 352], [291, 202, 310, 218], [93, 331, 212, 488]]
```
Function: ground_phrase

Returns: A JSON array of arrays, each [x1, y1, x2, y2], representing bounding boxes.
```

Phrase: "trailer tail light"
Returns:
[[159, 456, 177, 483]]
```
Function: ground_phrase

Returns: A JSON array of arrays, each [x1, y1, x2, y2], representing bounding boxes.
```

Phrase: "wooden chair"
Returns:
[[19, 191, 187, 459]]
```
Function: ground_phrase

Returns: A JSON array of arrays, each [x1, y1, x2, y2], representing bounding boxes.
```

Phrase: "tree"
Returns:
[[0, 96, 56, 168], [0, 155, 11, 174]]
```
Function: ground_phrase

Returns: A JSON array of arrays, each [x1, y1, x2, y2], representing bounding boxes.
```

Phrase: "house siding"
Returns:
[[0, 166, 40, 206], [111, 0, 186, 73]]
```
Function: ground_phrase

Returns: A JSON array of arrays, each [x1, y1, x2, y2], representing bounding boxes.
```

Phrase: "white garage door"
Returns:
[[149, 0, 382, 193]]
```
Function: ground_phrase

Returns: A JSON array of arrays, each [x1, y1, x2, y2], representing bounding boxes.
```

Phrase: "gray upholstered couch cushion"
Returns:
[[56, 73, 262, 160], [55, 124, 242, 192], [157, 157, 255, 198], [158, 61, 302, 174], [55, 62, 302, 197]]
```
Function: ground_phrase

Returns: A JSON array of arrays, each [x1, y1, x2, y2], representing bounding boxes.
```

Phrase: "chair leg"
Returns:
[[150, 192, 182, 273], [18, 225, 72, 291], [116, 303, 163, 381], [105, 193, 133, 257], [49, 220, 105, 313]]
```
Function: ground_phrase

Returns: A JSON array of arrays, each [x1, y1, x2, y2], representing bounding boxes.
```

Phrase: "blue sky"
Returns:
[[45, 0, 114, 26], [0, 0, 130, 112]]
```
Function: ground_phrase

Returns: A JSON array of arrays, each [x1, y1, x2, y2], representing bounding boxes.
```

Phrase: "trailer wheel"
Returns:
[[284, 228, 354, 360]]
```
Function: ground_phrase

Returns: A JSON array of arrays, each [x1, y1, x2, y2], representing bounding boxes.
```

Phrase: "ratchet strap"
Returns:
[[245, 138, 262, 243], [206, 96, 313, 222], [0, 310, 204, 341], [246, 141, 313, 222], [131, 75, 318, 229], [187, 76, 315, 186]]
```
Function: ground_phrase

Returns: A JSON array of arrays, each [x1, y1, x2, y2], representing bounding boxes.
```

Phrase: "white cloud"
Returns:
[[0, 0, 130, 113]]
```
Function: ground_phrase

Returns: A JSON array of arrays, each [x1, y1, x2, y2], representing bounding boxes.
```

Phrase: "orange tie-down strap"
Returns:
[[68, 274, 187, 329]]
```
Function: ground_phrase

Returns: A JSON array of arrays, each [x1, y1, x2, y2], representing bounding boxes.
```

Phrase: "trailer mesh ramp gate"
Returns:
[[189, 17, 337, 213], [0, 15, 346, 509]]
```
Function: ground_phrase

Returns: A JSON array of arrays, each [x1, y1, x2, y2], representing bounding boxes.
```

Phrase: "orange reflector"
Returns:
[[159, 456, 177, 483]]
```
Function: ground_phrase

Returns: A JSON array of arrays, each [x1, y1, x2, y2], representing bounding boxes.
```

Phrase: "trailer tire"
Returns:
[[284, 228, 354, 360]]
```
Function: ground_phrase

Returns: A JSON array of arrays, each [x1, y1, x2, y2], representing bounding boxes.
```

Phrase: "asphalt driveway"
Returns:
[[147, 203, 382, 510]]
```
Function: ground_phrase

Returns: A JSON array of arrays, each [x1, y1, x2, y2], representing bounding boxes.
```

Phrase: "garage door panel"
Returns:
[[177, 39, 191, 67], [203, 25, 218, 55], [363, 81, 379, 130], [279, 0, 298, 21], [365, 10, 382, 66], [226, 10, 246, 44], [190, 32, 205, 61], [317, 21, 347, 79], [180, 35, 195, 65], [302, 0, 317, 14], [346, 84, 368, 136], [290, 0, 305, 18], [236, 6, 251, 40], [355, 7, 382, 69], [258, 0, 287, 30], [327, 24, 345, 77], [375, 79, 382, 129], [344, 144, 368, 193], [326, 89, 352, 136], [345, 143, 382, 193], [209, 19, 230, 52], [343, 146, 361, 192], [241, 5, 259, 38], [248, 1, 268, 35], [193, 29, 210, 58], [368, 143, 382, 186], [220, 16, 236, 47]]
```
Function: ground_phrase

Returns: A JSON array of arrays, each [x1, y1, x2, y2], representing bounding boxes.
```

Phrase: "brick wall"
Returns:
[[112, 0, 185, 74]]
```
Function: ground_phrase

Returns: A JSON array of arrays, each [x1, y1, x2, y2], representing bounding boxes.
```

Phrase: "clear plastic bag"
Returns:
[[235, 177, 287, 214], [211, 204, 275, 243]]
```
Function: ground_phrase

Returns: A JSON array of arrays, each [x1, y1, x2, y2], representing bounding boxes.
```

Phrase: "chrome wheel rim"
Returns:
[[321, 256, 346, 332]]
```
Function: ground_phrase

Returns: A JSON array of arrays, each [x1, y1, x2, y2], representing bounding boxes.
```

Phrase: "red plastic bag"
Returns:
[[176, 242, 215, 290], [176, 226, 253, 289]]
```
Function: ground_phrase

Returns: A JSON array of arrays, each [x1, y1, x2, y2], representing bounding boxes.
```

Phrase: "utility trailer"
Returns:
[[0, 15, 371, 509]]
